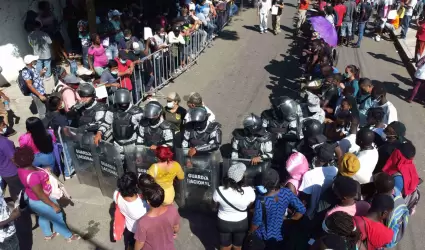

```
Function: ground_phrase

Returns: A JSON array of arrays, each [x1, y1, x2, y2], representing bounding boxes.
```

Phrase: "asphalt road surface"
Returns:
[[28, 1, 423, 249]]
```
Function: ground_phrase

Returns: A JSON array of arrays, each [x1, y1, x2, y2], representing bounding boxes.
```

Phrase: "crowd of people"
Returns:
[[0, 1, 422, 250]]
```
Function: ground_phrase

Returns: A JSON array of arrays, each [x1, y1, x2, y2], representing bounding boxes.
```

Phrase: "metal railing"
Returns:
[[130, 1, 235, 104]]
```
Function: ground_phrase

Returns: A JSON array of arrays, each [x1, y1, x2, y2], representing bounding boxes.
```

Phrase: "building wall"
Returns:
[[0, 0, 69, 86]]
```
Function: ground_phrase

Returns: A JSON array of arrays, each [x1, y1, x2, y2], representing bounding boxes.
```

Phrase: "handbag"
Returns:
[[216, 187, 247, 212], [26, 167, 69, 200], [113, 192, 126, 241], [243, 199, 267, 250]]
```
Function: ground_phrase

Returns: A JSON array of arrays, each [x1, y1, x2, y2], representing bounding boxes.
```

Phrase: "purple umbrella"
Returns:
[[309, 16, 338, 47]]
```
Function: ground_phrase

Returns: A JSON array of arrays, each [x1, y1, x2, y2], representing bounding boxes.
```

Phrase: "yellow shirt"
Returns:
[[147, 161, 185, 189]]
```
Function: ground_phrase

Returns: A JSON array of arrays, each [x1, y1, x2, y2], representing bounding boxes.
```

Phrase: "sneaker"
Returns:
[[375, 35, 381, 42], [260, 30, 264, 34], [265, 30, 268, 33]]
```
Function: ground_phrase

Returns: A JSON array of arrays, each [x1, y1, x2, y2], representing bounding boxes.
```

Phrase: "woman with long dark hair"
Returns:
[[19, 117, 55, 169], [213, 163, 255, 250], [147, 146, 184, 205]]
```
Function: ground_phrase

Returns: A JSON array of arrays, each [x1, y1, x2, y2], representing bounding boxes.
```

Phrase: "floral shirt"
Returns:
[[21, 67, 45, 96]]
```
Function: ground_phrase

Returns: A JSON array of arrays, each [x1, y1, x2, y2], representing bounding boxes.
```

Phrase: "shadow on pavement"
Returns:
[[242, 25, 259, 32], [391, 73, 413, 87], [372, 79, 410, 103], [367, 52, 405, 67], [264, 34, 304, 101], [178, 208, 218, 250], [218, 30, 240, 41]]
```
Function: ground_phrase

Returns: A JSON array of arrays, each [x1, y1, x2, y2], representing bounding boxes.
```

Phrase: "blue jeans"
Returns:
[[401, 15, 412, 38], [356, 22, 366, 46], [341, 21, 353, 37], [36, 59, 52, 78], [62, 142, 74, 177], [33, 152, 55, 169], [105, 43, 118, 60], [26, 195, 72, 238], [206, 21, 217, 40], [82, 45, 89, 69]]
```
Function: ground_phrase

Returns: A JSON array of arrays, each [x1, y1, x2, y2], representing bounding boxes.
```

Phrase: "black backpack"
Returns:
[[17, 68, 33, 96]]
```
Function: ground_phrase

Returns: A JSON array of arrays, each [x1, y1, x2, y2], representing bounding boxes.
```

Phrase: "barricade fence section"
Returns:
[[131, 1, 237, 104]]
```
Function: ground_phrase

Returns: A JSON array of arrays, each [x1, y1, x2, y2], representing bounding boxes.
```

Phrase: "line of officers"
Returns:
[[72, 84, 325, 171]]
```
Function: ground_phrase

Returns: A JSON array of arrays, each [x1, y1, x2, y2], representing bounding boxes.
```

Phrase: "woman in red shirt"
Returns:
[[354, 194, 394, 250], [115, 51, 135, 99]]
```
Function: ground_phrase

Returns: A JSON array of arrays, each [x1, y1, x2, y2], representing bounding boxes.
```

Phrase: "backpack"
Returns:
[[385, 195, 410, 248], [18, 68, 33, 96]]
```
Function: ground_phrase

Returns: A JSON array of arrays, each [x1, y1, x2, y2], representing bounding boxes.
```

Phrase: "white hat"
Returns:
[[24, 55, 39, 65]]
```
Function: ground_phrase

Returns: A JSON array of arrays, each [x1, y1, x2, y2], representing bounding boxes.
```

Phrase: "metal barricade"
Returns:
[[176, 149, 221, 212], [130, 2, 236, 99], [223, 158, 271, 186]]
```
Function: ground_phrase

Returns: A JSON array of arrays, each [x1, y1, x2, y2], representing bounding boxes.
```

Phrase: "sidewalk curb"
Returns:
[[391, 29, 417, 78]]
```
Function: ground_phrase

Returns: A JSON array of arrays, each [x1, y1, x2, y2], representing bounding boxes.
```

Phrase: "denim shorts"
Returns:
[[340, 21, 353, 37]]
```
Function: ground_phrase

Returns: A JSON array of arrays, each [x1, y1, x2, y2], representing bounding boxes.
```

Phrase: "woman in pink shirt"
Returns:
[[19, 117, 56, 169], [88, 33, 109, 76], [15, 147, 80, 242]]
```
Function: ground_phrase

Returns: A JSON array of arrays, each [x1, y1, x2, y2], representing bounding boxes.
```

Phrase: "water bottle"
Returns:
[[3, 101, 10, 111]]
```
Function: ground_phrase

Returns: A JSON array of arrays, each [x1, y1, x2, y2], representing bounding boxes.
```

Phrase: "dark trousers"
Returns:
[[2, 174, 24, 201]]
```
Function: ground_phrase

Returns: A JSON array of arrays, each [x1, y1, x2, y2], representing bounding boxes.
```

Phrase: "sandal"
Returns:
[[66, 234, 81, 243], [44, 232, 58, 241]]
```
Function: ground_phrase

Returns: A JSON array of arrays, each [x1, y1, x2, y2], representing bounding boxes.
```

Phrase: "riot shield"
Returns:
[[59, 127, 100, 188], [124, 145, 157, 175], [94, 141, 125, 197], [223, 158, 271, 187], [178, 149, 220, 212]]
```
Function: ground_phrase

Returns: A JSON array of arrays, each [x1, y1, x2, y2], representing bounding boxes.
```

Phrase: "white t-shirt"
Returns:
[[338, 134, 360, 154], [213, 186, 256, 222], [113, 190, 149, 233], [373, 101, 397, 125], [299, 166, 338, 219], [405, 0, 418, 16], [352, 148, 379, 184]]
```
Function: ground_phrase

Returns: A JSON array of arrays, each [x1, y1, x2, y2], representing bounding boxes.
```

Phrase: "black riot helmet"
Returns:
[[243, 113, 263, 135], [114, 88, 132, 111], [273, 96, 299, 122], [77, 83, 96, 97], [143, 101, 163, 125], [189, 107, 208, 131], [302, 119, 323, 139]]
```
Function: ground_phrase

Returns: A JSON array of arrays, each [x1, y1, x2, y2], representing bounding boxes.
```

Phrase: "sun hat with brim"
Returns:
[[167, 92, 181, 102], [24, 55, 39, 65], [63, 75, 83, 84], [228, 162, 246, 183]]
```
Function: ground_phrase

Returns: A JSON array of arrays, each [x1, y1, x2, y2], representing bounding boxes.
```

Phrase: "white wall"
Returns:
[[0, 0, 68, 85]]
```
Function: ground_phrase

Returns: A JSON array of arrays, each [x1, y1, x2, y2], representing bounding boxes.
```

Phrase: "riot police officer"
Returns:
[[182, 107, 222, 157], [73, 84, 108, 144], [136, 101, 174, 149], [231, 114, 273, 165], [295, 119, 324, 162], [261, 96, 303, 141], [101, 88, 143, 147]]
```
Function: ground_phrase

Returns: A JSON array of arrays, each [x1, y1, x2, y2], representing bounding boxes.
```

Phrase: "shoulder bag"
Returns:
[[215, 187, 247, 212], [113, 192, 126, 241]]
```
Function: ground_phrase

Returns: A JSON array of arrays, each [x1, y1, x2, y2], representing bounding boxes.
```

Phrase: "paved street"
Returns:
[[9, 1, 424, 250]]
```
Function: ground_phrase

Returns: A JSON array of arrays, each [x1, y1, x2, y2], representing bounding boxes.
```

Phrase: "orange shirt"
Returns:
[[299, 0, 309, 10], [391, 15, 400, 30]]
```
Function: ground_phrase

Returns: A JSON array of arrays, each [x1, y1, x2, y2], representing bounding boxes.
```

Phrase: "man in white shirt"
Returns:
[[299, 143, 338, 219], [353, 128, 379, 184], [371, 83, 397, 125], [400, 0, 418, 39], [184, 92, 216, 123]]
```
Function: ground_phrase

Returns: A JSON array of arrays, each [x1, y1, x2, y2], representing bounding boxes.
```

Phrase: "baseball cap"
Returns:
[[315, 143, 336, 163], [307, 93, 321, 113], [24, 55, 39, 65], [167, 92, 181, 102], [184, 92, 203, 105], [172, 25, 181, 33], [189, 3, 196, 11], [227, 162, 246, 182], [110, 10, 122, 17], [63, 75, 83, 84]]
